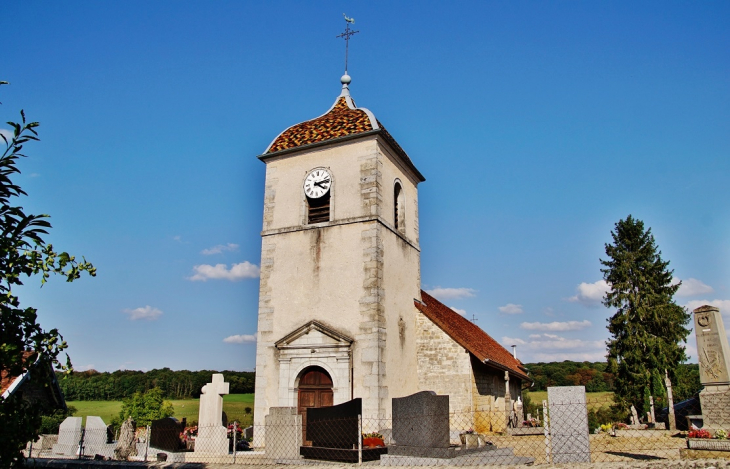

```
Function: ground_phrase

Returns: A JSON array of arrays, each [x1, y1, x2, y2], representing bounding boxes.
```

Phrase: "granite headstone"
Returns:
[[150, 417, 184, 452], [390, 391, 453, 458], [547, 386, 590, 463]]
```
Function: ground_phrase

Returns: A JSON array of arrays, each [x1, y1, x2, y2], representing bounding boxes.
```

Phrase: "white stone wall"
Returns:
[[254, 135, 423, 427]]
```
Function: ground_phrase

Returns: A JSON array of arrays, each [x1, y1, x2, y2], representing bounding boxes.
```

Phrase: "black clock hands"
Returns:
[[314, 179, 331, 189]]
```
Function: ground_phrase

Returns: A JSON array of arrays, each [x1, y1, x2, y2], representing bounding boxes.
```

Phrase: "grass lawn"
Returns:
[[68, 394, 255, 427], [525, 391, 614, 411]]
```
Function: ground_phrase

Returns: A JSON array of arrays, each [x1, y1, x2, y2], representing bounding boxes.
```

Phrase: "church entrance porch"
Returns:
[[274, 320, 353, 410], [297, 366, 333, 445]]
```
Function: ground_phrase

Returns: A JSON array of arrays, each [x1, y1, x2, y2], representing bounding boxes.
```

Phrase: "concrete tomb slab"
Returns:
[[52, 417, 82, 455], [265, 407, 302, 460], [547, 386, 590, 463], [83, 416, 115, 458]]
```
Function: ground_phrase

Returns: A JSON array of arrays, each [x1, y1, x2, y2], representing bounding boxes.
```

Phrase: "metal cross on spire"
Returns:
[[336, 13, 359, 75]]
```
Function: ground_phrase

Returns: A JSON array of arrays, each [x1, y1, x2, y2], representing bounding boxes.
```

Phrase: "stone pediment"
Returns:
[[275, 321, 354, 350]]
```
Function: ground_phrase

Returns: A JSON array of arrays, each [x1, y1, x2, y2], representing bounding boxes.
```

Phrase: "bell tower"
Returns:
[[252, 74, 426, 430]]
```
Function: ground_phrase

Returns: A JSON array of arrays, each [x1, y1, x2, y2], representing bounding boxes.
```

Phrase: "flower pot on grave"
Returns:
[[363, 437, 385, 448], [460, 433, 479, 448]]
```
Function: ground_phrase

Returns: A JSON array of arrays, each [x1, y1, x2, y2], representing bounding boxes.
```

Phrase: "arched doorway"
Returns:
[[297, 366, 333, 445]]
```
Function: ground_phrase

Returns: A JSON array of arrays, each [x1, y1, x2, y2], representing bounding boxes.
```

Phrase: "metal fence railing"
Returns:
[[23, 395, 722, 465]]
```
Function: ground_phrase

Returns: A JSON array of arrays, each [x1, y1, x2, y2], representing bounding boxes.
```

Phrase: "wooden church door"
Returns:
[[297, 366, 333, 445]]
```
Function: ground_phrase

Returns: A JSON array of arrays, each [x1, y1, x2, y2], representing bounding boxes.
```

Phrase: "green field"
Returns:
[[67, 394, 255, 427], [526, 391, 614, 411]]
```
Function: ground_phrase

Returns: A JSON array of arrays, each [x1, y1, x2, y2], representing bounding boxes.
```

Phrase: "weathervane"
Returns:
[[336, 13, 359, 75]]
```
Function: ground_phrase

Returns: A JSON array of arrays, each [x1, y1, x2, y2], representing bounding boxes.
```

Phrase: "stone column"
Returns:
[[694, 305, 730, 430], [665, 370, 676, 430], [504, 371, 512, 428]]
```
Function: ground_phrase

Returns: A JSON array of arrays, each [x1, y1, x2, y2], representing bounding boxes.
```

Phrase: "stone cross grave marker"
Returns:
[[52, 416, 82, 455], [547, 386, 590, 463], [694, 305, 730, 430], [195, 373, 230, 454], [665, 370, 676, 430]]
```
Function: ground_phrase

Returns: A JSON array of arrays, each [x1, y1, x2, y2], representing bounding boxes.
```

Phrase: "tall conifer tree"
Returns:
[[601, 215, 690, 414]]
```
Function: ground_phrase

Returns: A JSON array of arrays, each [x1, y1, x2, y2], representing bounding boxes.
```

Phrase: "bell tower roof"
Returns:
[[260, 76, 425, 183]]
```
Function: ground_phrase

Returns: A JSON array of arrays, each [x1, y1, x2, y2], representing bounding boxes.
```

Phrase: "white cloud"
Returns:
[[502, 336, 527, 345], [123, 305, 163, 321], [685, 299, 730, 314], [520, 320, 592, 331], [501, 333, 606, 362], [188, 261, 260, 281], [451, 307, 467, 316], [0, 128, 12, 144], [426, 287, 476, 300], [567, 280, 609, 307], [201, 243, 240, 255], [498, 303, 523, 315], [223, 334, 257, 343], [676, 278, 714, 297]]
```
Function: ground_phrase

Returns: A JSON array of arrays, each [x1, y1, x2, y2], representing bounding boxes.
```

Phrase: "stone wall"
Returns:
[[415, 310, 473, 420]]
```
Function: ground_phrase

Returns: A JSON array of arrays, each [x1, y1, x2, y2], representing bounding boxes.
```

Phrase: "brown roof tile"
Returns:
[[267, 97, 374, 153], [1, 351, 35, 395], [416, 290, 530, 381]]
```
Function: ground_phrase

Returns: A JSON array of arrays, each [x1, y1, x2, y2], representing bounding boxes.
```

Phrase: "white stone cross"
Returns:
[[198, 374, 230, 427]]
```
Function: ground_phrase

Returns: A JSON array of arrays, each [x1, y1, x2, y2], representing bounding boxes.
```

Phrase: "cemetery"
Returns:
[[21, 305, 730, 466]]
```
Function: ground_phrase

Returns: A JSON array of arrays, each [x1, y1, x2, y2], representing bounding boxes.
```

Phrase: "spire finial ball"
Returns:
[[341, 73, 352, 85]]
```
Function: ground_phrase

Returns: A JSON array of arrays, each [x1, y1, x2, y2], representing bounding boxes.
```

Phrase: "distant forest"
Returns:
[[58, 368, 255, 401], [59, 362, 701, 403], [523, 361, 701, 402]]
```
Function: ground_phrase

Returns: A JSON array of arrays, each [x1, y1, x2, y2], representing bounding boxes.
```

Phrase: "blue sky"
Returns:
[[3, 1, 728, 372]]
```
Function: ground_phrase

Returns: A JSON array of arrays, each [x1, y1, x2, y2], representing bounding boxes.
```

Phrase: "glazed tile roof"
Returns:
[[262, 85, 425, 182], [416, 290, 530, 381], [267, 96, 375, 153]]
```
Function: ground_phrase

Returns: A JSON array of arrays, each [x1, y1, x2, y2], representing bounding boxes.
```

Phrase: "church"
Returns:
[[252, 73, 529, 435]]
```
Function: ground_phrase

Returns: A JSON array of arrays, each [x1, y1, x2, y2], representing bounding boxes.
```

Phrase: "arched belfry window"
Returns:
[[304, 168, 332, 224], [394, 180, 405, 234]]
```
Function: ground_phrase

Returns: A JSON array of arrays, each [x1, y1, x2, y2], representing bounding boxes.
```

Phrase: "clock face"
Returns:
[[303, 168, 332, 199]]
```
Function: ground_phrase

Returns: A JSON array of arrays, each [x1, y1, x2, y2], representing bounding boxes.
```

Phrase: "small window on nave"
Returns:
[[394, 180, 405, 234]]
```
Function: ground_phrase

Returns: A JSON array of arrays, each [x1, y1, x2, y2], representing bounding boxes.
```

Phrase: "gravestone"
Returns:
[[390, 391, 453, 459], [195, 373, 230, 454], [265, 407, 302, 460], [150, 417, 184, 452], [547, 386, 590, 463], [52, 416, 82, 455], [244, 426, 254, 440], [694, 305, 730, 430], [83, 416, 115, 458], [114, 417, 137, 460], [665, 370, 676, 430], [513, 396, 524, 427], [630, 405, 640, 427]]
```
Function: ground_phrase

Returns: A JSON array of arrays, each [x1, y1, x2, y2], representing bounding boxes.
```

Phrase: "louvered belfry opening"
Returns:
[[307, 192, 330, 224]]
